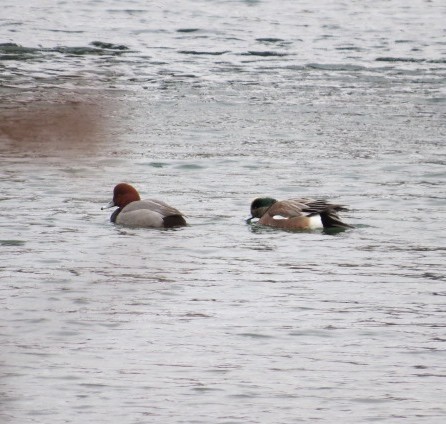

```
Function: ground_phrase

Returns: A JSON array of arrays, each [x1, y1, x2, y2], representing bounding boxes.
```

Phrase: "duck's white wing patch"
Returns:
[[272, 215, 288, 220]]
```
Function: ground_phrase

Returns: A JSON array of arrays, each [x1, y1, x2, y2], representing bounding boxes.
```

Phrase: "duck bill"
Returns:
[[246, 216, 254, 223], [101, 200, 115, 210]]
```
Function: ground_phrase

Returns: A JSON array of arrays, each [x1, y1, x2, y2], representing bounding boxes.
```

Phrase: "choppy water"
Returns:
[[1, 1, 446, 423]]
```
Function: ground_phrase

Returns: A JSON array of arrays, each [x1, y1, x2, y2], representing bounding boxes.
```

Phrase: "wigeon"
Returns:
[[247, 197, 352, 230]]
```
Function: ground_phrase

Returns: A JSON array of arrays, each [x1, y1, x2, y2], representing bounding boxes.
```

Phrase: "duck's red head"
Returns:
[[112, 183, 141, 208]]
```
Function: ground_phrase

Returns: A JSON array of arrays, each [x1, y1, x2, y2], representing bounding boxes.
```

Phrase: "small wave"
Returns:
[[145, 162, 169, 168], [51, 46, 109, 56], [0, 43, 40, 60], [177, 28, 200, 33], [53, 42, 129, 56], [255, 37, 284, 43], [48, 29, 84, 34], [0, 43, 37, 54], [243, 51, 288, 57], [376, 57, 425, 63], [178, 50, 228, 56], [335, 46, 363, 51], [376, 57, 446, 64], [306, 63, 365, 71], [90, 41, 129, 51], [0, 41, 130, 61], [0, 240, 26, 246]]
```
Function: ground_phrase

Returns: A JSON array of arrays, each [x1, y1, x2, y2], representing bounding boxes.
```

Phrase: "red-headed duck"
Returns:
[[247, 197, 352, 230], [102, 183, 187, 228]]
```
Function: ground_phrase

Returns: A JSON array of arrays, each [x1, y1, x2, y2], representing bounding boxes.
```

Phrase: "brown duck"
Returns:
[[247, 197, 352, 230]]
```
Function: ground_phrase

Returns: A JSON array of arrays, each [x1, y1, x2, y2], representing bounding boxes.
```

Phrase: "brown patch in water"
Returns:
[[0, 97, 111, 157]]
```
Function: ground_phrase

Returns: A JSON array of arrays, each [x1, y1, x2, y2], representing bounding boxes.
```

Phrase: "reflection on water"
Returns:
[[0, 97, 112, 157], [1, 0, 446, 423]]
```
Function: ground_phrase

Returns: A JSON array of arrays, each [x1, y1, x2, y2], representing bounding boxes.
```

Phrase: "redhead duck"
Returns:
[[102, 183, 187, 228], [247, 197, 352, 230]]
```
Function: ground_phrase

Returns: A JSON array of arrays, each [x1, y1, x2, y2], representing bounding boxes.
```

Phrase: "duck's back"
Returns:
[[258, 198, 351, 229], [263, 198, 315, 219], [117, 199, 186, 228]]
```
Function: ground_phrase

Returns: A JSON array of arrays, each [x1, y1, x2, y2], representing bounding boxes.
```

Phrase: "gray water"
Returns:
[[1, 1, 446, 423]]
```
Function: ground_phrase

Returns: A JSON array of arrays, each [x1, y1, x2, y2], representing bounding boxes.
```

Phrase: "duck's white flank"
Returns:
[[308, 215, 323, 229]]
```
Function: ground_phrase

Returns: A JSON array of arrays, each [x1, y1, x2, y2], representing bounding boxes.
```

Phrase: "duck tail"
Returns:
[[319, 209, 353, 229], [162, 214, 187, 228]]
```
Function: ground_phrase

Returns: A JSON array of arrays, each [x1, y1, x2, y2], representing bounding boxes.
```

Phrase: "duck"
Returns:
[[247, 197, 352, 230], [102, 183, 187, 228]]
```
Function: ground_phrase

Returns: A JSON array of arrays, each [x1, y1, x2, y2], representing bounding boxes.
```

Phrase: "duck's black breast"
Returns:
[[110, 208, 122, 223]]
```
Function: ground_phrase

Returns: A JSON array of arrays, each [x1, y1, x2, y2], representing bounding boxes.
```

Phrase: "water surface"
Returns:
[[1, 1, 446, 423]]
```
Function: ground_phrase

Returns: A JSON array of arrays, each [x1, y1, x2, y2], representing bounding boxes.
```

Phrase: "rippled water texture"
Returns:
[[1, 1, 446, 423]]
